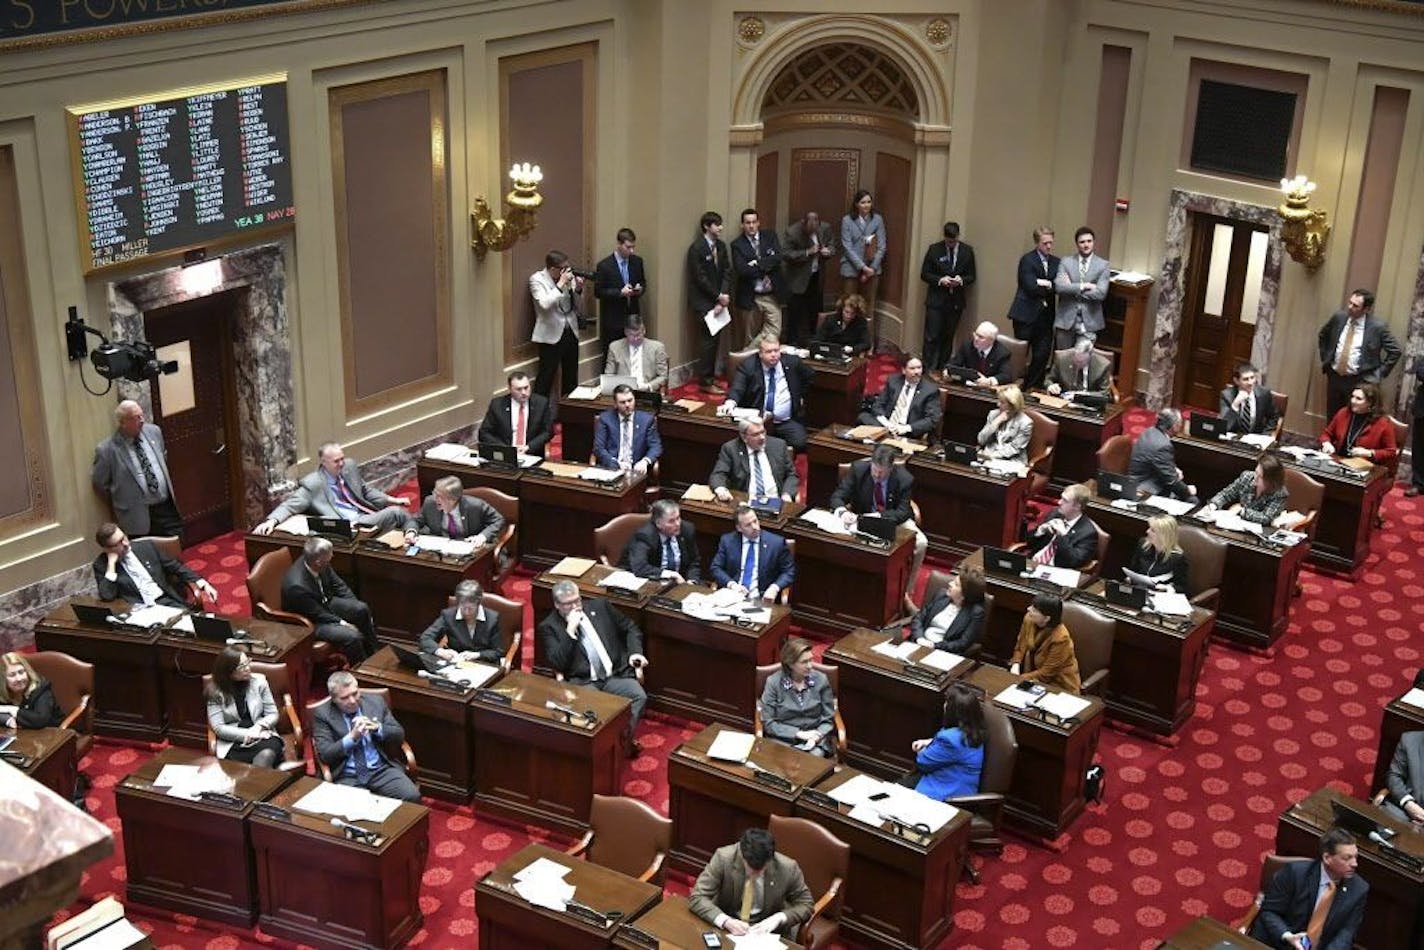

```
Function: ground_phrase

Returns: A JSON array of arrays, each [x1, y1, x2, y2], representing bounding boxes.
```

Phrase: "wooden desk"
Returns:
[[667, 723, 834, 875], [642, 584, 791, 729], [356, 646, 499, 804], [356, 542, 494, 644], [471, 672, 630, 836], [676, 488, 806, 569], [657, 404, 739, 491], [783, 521, 914, 636], [250, 774, 429, 949], [804, 427, 874, 509], [476, 842, 661, 950], [33, 600, 164, 742], [1159, 915, 1268, 949], [116, 747, 296, 927], [519, 470, 648, 569], [243, 528, 359, 578], [825, 628, 972, 777], [1276, 787, 1424, 950], [959, 549, 1087, 666], [616, 894, 799, 950], [529, 567, 658, 676], [1025, 394, 1127, 487], [415, 454, 524, 499], [1171, 432, 1261, 500], [1, 727, 78, 800], [796, 766, 970, 950], [908, 453, 1031, 560], [966, 664, 1103, 839], [557, 393, 618, 465], [1291, 458, 1388, 577], [936, 380, 996, 446], [805, 354, 868, 429], [1372, 691, 1424, 805]]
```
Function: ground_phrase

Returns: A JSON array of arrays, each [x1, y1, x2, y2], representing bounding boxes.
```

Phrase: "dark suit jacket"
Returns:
[[1008, 248, 1061, 327], [281, 559, 360, 627], [708, 436, 800, 500], [621, 522, 702, 583], [726, 354, 814, 421], [1385, 730, 1424, 810], [731, 230, 789, 309], [414, 495, 503, 544], [686, 235, 732, 314], [1218, 386, 1280, 435], [1250, 859, 1368, 950], [593, 251, 646, 333], [781, 220, 837, 294], [537, 597, 643, 682], [12, 680, 62, 729], [689, 844, 815, 938], [948, 339, 1012, 382], [1317, 311, 1402, 382], [418, 605, 504, 661], [1414, 357, 1424, 419], [812, 312, 871, 353], [592, 409, 662, 469], [1129, 427, 1192, 500], [478, 393, 554, 457], [859, 374, 943, 438], [92, 539, 198, 608], [710, 529, 795, 592], [1127, 543, 1190, 593], [909, 596, 985, 656], [921, 240, 976, 311], [830, 459, 914, 525], [312, 693, 406, 778], [1023, 509, 1099, 569]]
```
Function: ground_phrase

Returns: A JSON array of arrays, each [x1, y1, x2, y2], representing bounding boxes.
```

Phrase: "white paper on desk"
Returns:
[[1399, 688, 1424, 711], [727, 407, 764, 423], [597, 570, 648, 592], [707, 730, 756, 762], [979, 459, 1028, 478], [517, 453, 542, 469], [870, 639, 917, 661], [994, 684, 1039, 710], [1239, 433, 1276, 449], [826, 773, 886, 807], [730, 933, 786, 950], [1149, 592, 1193, 616], [444, 662, 500, 688], [846, 802, 887, 826], [424, 442, 474, 461], [577, 467, 624, 483], [152, 764, 202, 788], [705, 307, 732, 336], [568, 385, 602, 401], [171, 614, 196, 634], [876, 783, 960, 833], [62, 916, 149, 950], [1030, 565, 1081, 588], [1035, 691, 1091, 721], [513, 877, 575, 912], [294, 782, 401, 823], [276, 514, 311, 535], [1140, 496, 1196, 516], [1110, 498, 1139, 510], [918, 649, 963, 672], [799, 508, 851, 535], [1211, 510, 1262, 535], [415, 536, 477, 558], [514, 856, 573, 883], [126, 604, 186, 627]]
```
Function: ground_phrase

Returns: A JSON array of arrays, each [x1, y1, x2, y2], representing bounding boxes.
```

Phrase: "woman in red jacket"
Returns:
[[1320, 382, 1397, 464]]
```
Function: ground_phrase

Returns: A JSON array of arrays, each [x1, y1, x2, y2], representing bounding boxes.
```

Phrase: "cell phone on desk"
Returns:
[[868, 791, 890, 802], [701, 932, 722, 948]]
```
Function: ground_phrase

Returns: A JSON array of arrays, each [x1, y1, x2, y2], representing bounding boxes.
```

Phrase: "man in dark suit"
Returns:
[[1046, 338, 1114, 396], [920, 221, 976, 372], [1318, 288, 1401, 419], [281, 536, 378, 664], [723, 337, 815, 450], [593, 227, 646, 355], [710, 506, 795, 602], [1023, 484, 1099, 569], [418, 579, 505, 665], [254, 441, 411, 535], [621, 499, 702, 584], [477, 371, 555, 458], [1409, 357, 1424, 497], [92, 522, 215, 608], [90, 400, 185, 540], [1381, 730, 1424, 823], [687, 211, 734, 394], [592, 384, 662, 476], [405, 475, 504, 548], [780, 210, 836, 346], [1218, 361, 1281, 436], [1008, 227, 1060, 391], [538, 580, 647, 752], [830, 444, 926, 608], [313, 671, 421, 802], [689, 828, 815, 939], [1249, 827, 1368, 950], [1130, 408, 1197, 501], [731, 207, 789, 349], [859, 353, 942, 439], [948, 321, 1013, 388], [710, 419, 799, 503]]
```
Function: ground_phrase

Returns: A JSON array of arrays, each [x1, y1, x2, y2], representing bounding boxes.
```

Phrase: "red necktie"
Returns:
[[335, 477, 374, 514], [874, 479, 887, 512], [516, 402, 527, 446]]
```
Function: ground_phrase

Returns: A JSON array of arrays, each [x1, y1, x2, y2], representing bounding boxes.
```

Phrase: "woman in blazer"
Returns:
[[977, 385, 1034, 465], [1, 652, 63, 729], [908, 682, 987, 800], [812, 294, 872, 355], [1127, 514, 1190, 593], [906, 567, 987, 656], [1319, 382, 1398, 465], [760, 638, 836, 758], [205, 648, 284, 767], [840, 190, 886, 315], [1010, 594, 1081, 694]]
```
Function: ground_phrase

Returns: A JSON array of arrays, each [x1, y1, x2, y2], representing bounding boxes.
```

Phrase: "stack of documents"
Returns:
[[596, 570, 647, 593], [151, 762, 235, 801], [706, 730, 756, 762], [826, 773, 960, 833], [979, 459, 1028, 478], [994, 684, 1091, 721], [424, 442, 474, 461], [577, 467, 624, 483], [1148, 592, 1193, 616], [412, 536, 477, 558], [442, 662, 501, 689], [294, 782, 402, 823], [125, 605, 187, 627], [1141, 496, 1195, 516], [1028, 565, 1081, 588], [870, 637, 963, 672], [798, 508, 850, 535], [1239, 433, 1276, 449], [870, 639, 917, 661], [567, 385, 602, 401], [512, 857, 577, 911]]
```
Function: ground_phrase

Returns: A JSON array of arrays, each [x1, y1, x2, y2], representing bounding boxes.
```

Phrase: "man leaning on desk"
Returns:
[[478, 371, 555, 459], [711, 418, 799, 503], [830, 443, 926, 611], [313, 670, 422, 802], [621, 499, 702, 584], [1045, 338, 1113, 396], [690, 828, 815, 939], [405, 475, 504, 548], [253, 441, 411, 535], [92, 521, 216, 609], [710, 506, 794, 603]]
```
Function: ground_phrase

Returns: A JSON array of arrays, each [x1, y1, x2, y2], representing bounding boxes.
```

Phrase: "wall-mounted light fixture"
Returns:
[[1278, 175, 1330, 272], [470, 162, 544, 259]]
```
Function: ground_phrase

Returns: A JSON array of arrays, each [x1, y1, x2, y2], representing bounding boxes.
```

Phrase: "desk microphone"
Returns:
[[1368, 830, 1397, 849], [330, 817, 379, 843], [545, 699, 597, 724]]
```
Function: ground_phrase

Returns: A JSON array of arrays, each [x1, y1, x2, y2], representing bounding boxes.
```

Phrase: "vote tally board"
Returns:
[[67, 76, 294, 272]]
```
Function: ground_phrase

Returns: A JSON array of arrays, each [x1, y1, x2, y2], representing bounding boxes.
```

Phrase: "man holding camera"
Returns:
[[530, 249, 588, 397]]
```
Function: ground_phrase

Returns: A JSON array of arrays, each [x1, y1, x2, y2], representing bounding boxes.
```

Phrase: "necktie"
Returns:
[[763, 368, 776, 414], [751, 450, 766, 497], [1335, 320, 1358, 375], [334, 477, 374, 514], [662, 536, 678, 572], [346, 713, 371, 782], [977, 348, 989, 374], [515, 401, 527, 446], [1034, 533, 1057, 566], [1080, 256, 1090, 280], [1306, 881, 1335, 945], [446, 511, 461, 538], [874, 479, 887, 512], [1243, 393, 1254, 427], [617, 255, 629, 285], [1081, 366, 1089, 391], [739, 879, 755, 922], [740, 539, 757, 589], [619, 417, 633, 470], [1040, 254, 1048, 277], [949, 246, 957, 272], [890, 382, 914, 427], [133, 436, 161, 496], [579, 619, 609, 680]]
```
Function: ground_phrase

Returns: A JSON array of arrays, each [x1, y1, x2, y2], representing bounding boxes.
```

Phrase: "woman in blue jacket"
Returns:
[[910, 682, 986, 799]]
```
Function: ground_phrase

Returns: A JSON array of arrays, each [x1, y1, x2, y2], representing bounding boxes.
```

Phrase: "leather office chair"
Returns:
[[766, 814, 850, 950], [24, 651, 94, 760], [1270, 392, 1289, 440], [132, 535, 202, 607], [246, 547, 341, 678], [754, 662, 847, 759], [464, 486, 518, 587], [1233, 854, 1310, 935], [440, 592, 523, 671], [203, 661, 305, 771], [891, 573, 992, 659], [1177, 525, 1227, 611], [594, 512, 647, 567], [727, 348, 757, 388], [1281, 467, 1323, 598], [945, 700, 1017, 883], [565, 793, 672, 884], [1374, 416, 1410, 528], [999, 337, 1029, 386], [1095, 434, 1134, 478], [1063, 600, 1114, 697], [1022, 408, 1058, 498], [1009, 520, 1105, 578], [304, 686, 417, 783]]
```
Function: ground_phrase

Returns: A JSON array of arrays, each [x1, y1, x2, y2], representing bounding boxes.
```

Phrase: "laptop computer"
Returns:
[[478, 443, 519, 467], [809, 342, 847, 362], [599, 374, 638, 395], [942, 441, 979, 465], [633, 389, 662, 413], [1329, 799, 1384, 839], [1104, 580, 1148, 610], [1071, 391, 1110, 411], [72, 603, 115, 625], [1188, 413, 1227, 440], [308, 516, 355, 541], [391, 642, 443, 674], [941, 365, 977, 386], [1096, 470, 1139, 501], [856, 516, 898, 544], [191, 613, 235, 643], [982, 546, 1028, 577]]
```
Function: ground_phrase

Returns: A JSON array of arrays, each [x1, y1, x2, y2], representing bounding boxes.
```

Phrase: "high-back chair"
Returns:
[[203, 661, 305, 771], [945, 700, 1018, 883], [1022, 408, 1059, 497], [465, 486, 519, 585], [1062, 600, 1114, 697], [1233, 854, 1311, 935], [999, 337, 1029, 386], [246, 547, 340, 680], [132, 535, 201, 607], [594, 513, 647, 567], [24, 651, 95, 760], [304, 686, 417, 783], [1095, 434, 1134, 478], [766, 814, 851, 950], [565, 794, 672, 884], [1177, 525, 1227, 611], [754, 662, 847, 759]]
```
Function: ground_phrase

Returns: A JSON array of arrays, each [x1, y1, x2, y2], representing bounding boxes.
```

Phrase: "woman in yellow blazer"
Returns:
[[1009, 593, 1081, 694]]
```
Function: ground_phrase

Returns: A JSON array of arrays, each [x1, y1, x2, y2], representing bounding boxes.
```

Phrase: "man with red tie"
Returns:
[[829, 443, 927, 611], [478, 371, 555, 458], [254, 441, 411, 535]]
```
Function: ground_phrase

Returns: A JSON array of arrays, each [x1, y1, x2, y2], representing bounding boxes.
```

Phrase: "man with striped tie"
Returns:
[[710, 506, 795, 603]]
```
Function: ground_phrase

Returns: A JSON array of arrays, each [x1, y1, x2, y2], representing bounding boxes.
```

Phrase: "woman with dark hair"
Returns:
[[759, 637, 836, 757], [1009, 593, 1081, 694], [813, 294, 872, 355], [908, 682, 987, 799], [205, 648, 284, 768], [840, 190, 886, 314], [905, 567, 987, 655], [1319, 382, 1398, 465], [1201, 453, 1289, 527], [0, 652, 63, 729]]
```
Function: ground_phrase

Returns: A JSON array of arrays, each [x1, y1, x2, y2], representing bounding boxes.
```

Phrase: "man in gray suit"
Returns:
[[254, 442, 411, 535], [1053, 226, 1112, 350], [781, 210, 837, 346], [1381, 730, 1424, 824], [689, 828, 815, 939], [603, 316, 669, 391], [710, 419, 800, 503], [91, 400, 184, 540]]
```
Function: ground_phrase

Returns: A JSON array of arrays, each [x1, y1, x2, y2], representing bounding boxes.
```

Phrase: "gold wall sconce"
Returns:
[[471, 162, 544, 259], [1278, 174, 1330, 272]]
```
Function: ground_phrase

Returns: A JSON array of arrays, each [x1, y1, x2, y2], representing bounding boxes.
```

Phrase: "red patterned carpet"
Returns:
[[46, 364, 1424, 949]]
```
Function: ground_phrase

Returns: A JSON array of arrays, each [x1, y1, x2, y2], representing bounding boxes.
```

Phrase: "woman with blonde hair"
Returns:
[[976, 384, 1033, 465], [1127, 514, 1190, 593], [0, 652, 63, 729]]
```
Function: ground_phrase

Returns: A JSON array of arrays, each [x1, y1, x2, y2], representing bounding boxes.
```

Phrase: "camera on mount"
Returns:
[[91, 340, 179, 383]]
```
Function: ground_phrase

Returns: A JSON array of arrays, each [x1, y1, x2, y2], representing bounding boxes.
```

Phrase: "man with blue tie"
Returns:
[[592, 384, 662, 476], [621, 499, 702, 584], [312, 671, 421, 802], [723, 337, 815, 451], [593, 227, 647, 355], [710, 506, 795, 603]]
